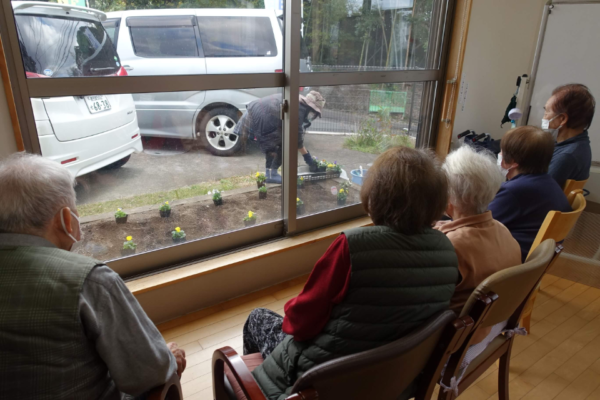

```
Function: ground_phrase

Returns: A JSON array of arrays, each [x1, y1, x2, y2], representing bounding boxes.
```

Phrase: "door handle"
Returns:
[[124, 65, 134, 71]]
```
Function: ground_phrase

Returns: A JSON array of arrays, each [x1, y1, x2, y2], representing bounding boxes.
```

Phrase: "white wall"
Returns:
[[452, 0, 547, 144], [0, 72, 17, 159]]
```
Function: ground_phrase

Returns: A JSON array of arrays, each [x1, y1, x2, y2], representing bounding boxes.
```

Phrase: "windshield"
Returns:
[[15, 15, 120, 78]]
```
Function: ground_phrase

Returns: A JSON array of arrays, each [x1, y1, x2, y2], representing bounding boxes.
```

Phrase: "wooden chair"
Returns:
[[520, 191, 587, 332], [438, 239, 558, 400], [148, 374, 183, 400], [563, 178, 588, 196], [213, 310, 469, 400], [567, 188, 584, 206]]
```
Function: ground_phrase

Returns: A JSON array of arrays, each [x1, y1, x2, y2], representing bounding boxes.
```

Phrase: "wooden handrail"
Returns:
[[147, 374, 183, 400], [213, 346, 267, 400]]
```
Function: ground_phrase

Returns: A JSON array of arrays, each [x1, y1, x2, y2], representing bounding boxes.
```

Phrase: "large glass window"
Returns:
[[301, 0, 435, 72], [12, 1, 284, 78], [2, 0, 451, 275], [32, 88, 283, 262], [297, 83, 423, 216]]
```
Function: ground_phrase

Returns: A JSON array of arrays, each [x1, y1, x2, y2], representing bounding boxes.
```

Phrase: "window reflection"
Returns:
[[298, 83, 423, 217], [32, 89, 283, 261], [302, 0, 434, 72], [16, 15, 122, 77], [13, 1, 285, 78]]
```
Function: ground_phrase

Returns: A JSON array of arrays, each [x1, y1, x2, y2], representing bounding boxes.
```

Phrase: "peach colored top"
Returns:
[[435, 211, 522, 314]]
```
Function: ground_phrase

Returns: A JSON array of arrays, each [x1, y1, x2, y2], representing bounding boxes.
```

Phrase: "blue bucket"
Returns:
[[351, 169, 368, 186]]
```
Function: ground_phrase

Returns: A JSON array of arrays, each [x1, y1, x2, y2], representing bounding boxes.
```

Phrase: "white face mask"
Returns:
[[541, 114, 562, 140], [497, 153, 511, 179], [60, 208, 82, 245]]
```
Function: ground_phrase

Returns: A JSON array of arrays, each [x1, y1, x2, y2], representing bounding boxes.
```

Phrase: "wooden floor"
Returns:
[[159, 274, 600, 400]]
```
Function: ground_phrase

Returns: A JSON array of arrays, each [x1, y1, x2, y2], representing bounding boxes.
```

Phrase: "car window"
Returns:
[[102, 19, 120, 50], [198, 16, 277, 58], [127, 16, 198, 58], [15, 15, 120, 77]]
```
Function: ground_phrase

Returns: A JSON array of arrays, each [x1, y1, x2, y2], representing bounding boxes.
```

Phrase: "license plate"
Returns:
[[84, 95, 111, 114]]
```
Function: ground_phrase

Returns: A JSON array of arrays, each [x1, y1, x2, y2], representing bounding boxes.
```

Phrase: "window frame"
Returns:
[[0, 0, 455, 278]]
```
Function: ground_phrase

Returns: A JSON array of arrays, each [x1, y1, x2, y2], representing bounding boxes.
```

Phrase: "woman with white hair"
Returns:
[[0, 153, 186, 398], [435, 145, 521, 313]]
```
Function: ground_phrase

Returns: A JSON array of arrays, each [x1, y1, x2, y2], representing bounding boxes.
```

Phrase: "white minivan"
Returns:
[[104, 9, 308, 156], [13, 1, 143, 177]]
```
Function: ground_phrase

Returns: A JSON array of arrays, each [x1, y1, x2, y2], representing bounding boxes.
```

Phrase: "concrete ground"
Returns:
[[75, 133, 378, 206]]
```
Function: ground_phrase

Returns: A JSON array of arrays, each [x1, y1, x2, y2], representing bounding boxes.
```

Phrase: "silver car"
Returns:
[[104, 8, 310, 156]]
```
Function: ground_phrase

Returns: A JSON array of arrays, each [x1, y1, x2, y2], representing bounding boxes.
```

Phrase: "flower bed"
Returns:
[[74, 180, 360, 261]]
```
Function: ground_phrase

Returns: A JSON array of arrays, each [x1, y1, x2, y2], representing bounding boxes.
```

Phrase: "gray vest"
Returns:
[[0, 244, 113, 399], [252, 226, 459, 400]]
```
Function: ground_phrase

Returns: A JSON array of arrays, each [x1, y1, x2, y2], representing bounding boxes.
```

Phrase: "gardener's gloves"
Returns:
[[303, 152, 316, 166]]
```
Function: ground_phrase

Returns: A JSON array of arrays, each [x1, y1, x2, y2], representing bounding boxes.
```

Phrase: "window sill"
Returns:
[[126, 216, 372, 296]]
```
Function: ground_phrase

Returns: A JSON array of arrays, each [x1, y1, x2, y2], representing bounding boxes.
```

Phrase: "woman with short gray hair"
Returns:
[[435, 145, 521, 313]]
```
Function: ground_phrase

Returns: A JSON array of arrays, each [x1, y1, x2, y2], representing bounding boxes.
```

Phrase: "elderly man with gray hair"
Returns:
[[0, 153, 186, 399], [435, 146, 521, 314]]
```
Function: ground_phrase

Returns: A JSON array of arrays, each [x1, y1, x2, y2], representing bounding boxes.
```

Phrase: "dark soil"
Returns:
[[74, 180, 360, 261]]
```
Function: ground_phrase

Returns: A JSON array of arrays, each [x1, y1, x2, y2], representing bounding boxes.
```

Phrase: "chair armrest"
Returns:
[[148, 374, 183, 400], [285, 388, 319, 400], [213, 346, 267, 400]]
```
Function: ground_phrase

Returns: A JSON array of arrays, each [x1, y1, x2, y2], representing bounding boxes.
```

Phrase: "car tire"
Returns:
[[198, 107, 243, 156], [101, 155, 131, 170]]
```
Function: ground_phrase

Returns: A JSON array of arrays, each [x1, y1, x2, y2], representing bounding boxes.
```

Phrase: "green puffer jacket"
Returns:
[[252, 225, 459, 400]]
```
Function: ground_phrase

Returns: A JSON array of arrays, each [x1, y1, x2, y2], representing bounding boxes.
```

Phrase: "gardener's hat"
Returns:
[[300, 91, 325, 117]]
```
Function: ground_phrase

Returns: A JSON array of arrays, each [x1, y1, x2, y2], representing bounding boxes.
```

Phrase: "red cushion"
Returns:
[[224, 353, 265, 400]]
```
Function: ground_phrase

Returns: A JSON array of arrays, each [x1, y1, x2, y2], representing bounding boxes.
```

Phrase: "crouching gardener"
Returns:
[[234, 91, 325, 183]]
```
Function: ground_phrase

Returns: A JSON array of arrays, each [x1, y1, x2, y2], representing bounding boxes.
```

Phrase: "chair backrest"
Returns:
[[567, 189, 584, 207], [563, 179, 588, 196], [290, 310, 457, 400], [526, 191, 586, 259], [460, 239, 556, 328]]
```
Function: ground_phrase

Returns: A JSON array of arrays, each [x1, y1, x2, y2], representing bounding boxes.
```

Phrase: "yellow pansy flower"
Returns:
[[300, 177, 304, 181], [126, 236, 132, 241], [117, 208, 122, 211], [175, 227, 181, 232], [297, 198, 300, 202], [255, 172, 260, 177], [165, 201, 169, 205], [328, 164, 334, 168], [340, 189, 344, 193], [248, 211, 254, 218]]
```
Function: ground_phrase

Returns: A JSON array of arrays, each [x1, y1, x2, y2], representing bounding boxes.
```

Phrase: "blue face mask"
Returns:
[[60, 208, 82, 244]]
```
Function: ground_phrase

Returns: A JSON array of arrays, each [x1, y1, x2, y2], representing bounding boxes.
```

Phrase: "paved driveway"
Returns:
[[75, 134, 378, 205]]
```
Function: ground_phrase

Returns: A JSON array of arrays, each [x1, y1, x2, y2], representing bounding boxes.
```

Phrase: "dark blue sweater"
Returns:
[[548, 130, 592, 189], [488, 174, 571, 261]]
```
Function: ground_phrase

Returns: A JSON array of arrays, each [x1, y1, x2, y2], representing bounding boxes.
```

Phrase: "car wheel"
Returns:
[[198, 107, 243, 156], [101, 155, 131, 170]]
